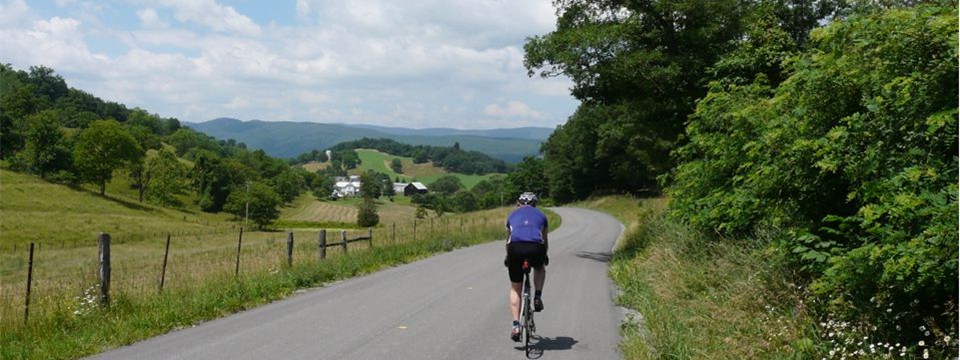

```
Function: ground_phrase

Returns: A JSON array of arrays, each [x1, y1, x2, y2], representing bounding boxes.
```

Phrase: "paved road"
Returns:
[[91, 207, 625, 360]]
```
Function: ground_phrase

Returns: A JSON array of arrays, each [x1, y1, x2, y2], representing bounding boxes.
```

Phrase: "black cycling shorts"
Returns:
[[506, 241, 546, 283]]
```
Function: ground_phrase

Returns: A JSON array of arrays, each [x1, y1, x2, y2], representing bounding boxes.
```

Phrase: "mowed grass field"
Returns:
[[347, 149, 503, 189], [280, 193, 416, 226]]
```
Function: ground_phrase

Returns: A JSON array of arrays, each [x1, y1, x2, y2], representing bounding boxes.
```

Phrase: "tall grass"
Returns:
[[2, 206, 553, 359], [576, 196, 815, 360]]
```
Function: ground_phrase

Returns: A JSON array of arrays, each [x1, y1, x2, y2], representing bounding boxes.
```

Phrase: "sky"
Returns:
[[0, 0, 579, 129]]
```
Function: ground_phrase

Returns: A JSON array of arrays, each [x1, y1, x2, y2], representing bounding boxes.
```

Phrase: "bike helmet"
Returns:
[[517, 192, 538, 206]]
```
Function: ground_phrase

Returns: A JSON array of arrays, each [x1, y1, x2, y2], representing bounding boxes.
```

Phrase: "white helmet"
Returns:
[[518, 192, 538, 206]]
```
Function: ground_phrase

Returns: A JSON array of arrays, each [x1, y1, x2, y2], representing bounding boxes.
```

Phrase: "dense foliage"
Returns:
[[666, 4, 957, 355], [526, 0, 957, 356]]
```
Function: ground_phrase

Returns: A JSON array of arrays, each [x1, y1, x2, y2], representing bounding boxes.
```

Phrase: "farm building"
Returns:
[[332, 175, 362, 198], [403, 182, 428, 196]]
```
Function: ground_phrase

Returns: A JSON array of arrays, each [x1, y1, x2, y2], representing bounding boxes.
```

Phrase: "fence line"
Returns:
[[2, 212, 508, 327]]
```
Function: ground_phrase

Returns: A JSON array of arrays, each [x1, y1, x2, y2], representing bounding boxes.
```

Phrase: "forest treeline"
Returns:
[[325, 137, 512, 175], [525, 0, 956, 355], [0, 64, 313, 228]]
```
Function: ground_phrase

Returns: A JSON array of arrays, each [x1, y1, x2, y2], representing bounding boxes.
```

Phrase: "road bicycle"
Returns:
[[519, 259, 537, 356]]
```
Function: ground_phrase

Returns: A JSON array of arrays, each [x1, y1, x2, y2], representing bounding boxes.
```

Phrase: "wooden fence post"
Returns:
[[98, 233, 111, 306], [341, 230, 348, 253], [235, 227, 243, 277], [368, 228, 373, 248], [318, 229, 327, 260], [286, 231, 294, 267], [24, 242, 34, 324], [160, 233, 171, 292]]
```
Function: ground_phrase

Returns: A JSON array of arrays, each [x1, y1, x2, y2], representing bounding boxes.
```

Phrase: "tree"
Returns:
[[359, 170, 382, 198], [312, 174, 335, 200], [383, 179, 396, 198], [412, 149, 428, 164], [356, 171, 380, 226], [391, 158, 403, 173], [415, 204, 428, 219], [0, 68, 39, 159], [143, 149, 188, 207], [271, 170, 305, 203], [429, 175, 463, 196], [356, 198, 380, 227], [27, 65, 68, 104], [451, 190, 478, 212], [224, 182, 281, 230], [507, 157, 549, 199], [21, 110, 68, 179], [192, 151, 235, 212], [73, 119, 142, 195]]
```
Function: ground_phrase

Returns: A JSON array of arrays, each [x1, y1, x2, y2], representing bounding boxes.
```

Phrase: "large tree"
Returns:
[[526, 0, 844, 201], [73, 119, 142, 195], [429, 175, 463, 196], [224, 181, 281, 230], [21, 110, 69, 179], [144, 149, 188, 207]]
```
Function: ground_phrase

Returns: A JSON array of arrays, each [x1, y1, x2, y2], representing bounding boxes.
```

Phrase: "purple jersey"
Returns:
[[506, 206, 548, 243]]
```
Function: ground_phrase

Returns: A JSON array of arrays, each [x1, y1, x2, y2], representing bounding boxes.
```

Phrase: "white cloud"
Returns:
[[295, 0, 311, 20], [137, 8, 167, 29], [484, 101, 542, 119], [158, 0, 261, 36], [1, 0, 577, 129], [0, 0, 33, 27]]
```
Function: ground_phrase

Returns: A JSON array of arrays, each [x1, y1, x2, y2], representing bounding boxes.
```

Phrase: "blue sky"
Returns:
[[0, 0, 579, 129]]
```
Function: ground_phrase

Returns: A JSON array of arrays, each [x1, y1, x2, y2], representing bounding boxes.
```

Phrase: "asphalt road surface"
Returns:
[[91, 207, 625, 360]]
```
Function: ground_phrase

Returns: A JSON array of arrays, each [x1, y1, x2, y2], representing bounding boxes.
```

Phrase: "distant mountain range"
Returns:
[[186, 118, 553, 163]]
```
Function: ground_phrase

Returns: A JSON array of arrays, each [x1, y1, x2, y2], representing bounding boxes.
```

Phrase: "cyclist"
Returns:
[[504, 192, 548, 342]]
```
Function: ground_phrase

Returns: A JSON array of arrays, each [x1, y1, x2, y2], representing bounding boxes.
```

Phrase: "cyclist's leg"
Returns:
[[534, 264, 545, 292], [509, 281, 522, 321], [533, 243, 547, 292]]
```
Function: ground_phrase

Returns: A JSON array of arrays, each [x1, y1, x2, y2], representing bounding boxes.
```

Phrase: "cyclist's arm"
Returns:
[[541, 227, 548, 253], [505, 226, 511, 252]]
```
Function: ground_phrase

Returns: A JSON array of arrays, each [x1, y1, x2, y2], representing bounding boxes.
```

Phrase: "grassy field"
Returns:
[[0, 168, 559, 359], [347, 149, 502, 189], [279, 193, 415, 227], [575, 196, 816, 360], [0, 169, 232, 250]]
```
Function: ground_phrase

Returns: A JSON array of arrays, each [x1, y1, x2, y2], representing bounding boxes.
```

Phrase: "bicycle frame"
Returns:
[[520, 259, 536, 355]]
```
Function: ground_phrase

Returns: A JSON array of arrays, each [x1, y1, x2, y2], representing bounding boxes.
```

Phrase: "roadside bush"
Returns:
[[669, 5, 958, 356]]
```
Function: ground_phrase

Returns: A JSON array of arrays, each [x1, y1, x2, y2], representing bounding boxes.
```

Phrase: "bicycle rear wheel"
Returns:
[[522, 274, 533, 355]]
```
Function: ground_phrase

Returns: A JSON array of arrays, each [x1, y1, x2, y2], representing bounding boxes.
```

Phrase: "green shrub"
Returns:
[[669, 5, 958, 356]]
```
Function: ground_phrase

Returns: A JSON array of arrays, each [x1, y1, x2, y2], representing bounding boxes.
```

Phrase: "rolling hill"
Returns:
[[186, 118, 549, 162]]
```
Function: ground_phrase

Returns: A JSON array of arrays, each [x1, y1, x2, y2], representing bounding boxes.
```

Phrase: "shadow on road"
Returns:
[[515, 335, 579, 359], [575, 251, 612, 263]]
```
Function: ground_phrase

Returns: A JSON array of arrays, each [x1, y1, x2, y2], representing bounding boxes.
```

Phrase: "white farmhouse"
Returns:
[[332, 175, 362, 198]]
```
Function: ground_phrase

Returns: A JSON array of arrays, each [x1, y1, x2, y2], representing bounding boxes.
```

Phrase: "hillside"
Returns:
[[187, 118, 547, 162], [0, 169, 231, 249]]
